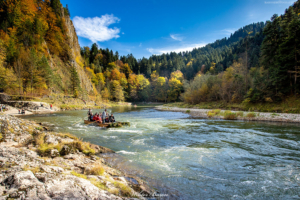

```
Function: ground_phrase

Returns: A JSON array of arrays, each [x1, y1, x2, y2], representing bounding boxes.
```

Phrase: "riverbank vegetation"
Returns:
[[164, 96, 300, 113]]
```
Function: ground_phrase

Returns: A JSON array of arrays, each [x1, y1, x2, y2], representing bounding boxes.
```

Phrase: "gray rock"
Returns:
[[58, 137, 74, 143], [40, 165, 64, 174], [45, 134, 58, 145], [35, 173, 48, 183], [7, 171, 50, 199], [49, 149, 60, 158]]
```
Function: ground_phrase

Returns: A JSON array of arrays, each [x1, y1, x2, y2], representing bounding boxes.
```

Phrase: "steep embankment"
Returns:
[[0, 114, 153, 199]]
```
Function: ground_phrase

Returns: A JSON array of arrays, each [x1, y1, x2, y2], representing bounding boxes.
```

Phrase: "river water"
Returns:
[[21, 106, 300, 199]]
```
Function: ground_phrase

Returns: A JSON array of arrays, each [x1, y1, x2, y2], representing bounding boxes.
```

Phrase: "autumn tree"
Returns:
[[167, 77, 182, 102]]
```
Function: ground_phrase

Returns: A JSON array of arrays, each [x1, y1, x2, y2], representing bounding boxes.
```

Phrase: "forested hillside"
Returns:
[[0, 0, 299, 105], [79, 22, 267, 102], [182, 1, 300, 104], [0, 0, 93, 99]]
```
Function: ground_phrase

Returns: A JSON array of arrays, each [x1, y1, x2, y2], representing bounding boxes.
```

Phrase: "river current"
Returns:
[[21, 106, 300, 199]]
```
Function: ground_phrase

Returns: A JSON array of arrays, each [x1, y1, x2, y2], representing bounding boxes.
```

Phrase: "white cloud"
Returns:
[[73, 14, 120, 43], [147, 43, 206, 55], [264, 1, 293, 4], [170, 34, 183, 41], [139, 43, 142, 47], [220, 29, 236, 35]]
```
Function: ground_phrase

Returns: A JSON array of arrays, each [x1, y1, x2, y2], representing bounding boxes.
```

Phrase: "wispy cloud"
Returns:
[[170, 34, 184, 41], [219, 29, 236, 35], [147, 43, 206, 55], [73, 14, 120, 43], [264, 1, 294, 4], [139, 43, 142, 47]]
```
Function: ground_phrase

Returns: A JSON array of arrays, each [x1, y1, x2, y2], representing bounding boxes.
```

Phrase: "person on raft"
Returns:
[[93, 113, 102, 123], [105, 115, 110, 123], [102, 109, 107, 123], [87, 109, 92, 121], [109, 114, 115, 122]]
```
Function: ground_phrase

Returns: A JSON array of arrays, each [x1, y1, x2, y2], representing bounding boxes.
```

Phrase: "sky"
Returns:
[[60, 0, 295, 59]]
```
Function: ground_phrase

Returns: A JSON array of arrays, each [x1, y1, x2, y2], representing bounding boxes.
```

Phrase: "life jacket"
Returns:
[[93, 115, 98, 121]]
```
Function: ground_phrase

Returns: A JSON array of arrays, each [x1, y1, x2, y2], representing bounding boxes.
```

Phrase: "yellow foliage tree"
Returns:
[[167, 78, 182, 102], [170, 70, 184, 82]]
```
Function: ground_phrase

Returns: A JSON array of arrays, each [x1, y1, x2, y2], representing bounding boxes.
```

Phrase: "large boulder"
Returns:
[[45, 175, 122, 200], [6, 171, 50, 199], [44, 134, 58, 145], [0, 93, 10, 103]]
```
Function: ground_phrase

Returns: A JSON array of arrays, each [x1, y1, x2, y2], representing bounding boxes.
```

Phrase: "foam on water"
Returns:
[[108, 129, 143, 133], [117, 150, 138, 155], [102, 136, 118, 139]]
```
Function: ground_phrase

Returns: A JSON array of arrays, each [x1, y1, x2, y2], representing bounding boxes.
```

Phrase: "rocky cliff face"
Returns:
[[62, 8, 94, 94], [0, 115, 154, 199]]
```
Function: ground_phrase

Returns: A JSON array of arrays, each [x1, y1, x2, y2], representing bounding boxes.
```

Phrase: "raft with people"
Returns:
[[83, 120, 130, 128], [85, 108, 130, 128]]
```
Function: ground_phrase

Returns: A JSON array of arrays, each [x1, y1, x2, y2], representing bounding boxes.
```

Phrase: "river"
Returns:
[[20, 106, 300, 199]]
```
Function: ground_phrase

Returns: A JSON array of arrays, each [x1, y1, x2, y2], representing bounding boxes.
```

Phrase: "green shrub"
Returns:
[[207, 110, 216, 118], [213, 109, 221, 115], [186, 110, 190, 113], [37, 143, 63, 156]]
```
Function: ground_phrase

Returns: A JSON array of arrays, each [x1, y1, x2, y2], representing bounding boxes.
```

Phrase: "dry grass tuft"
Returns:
[[207, 109, 221, 118], [71, 171, 87, 179], [223, 111, 237, 120], [114, 181, 133, 197], [85, 162, 105, 176], [246, 112, 256, 118], [23, 165, 41, 174], [71, 140, 96, 155], [89, 178, 107, 190], [236, 111, 244, 117]]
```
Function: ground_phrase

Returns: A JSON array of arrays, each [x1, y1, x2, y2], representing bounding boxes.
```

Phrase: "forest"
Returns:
[[0, 0, 299, 105]]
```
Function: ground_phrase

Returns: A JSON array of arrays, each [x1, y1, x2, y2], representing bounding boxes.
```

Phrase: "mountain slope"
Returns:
[[0, 0, 93, 98]]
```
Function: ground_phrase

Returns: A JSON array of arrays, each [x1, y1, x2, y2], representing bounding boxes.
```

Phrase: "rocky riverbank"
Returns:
[[156, 106, 300, 123], [0, 114, 154, 199]]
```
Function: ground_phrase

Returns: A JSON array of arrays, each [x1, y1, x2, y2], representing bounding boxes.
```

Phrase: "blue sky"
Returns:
[[60, 0, 294, 59]]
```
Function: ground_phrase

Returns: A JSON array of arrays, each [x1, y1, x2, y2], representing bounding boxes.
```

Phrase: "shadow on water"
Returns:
[[20, 107, 300, 199]]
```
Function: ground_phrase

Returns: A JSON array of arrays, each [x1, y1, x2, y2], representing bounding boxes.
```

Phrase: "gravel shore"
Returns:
[[156, 105, 300, 123]]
